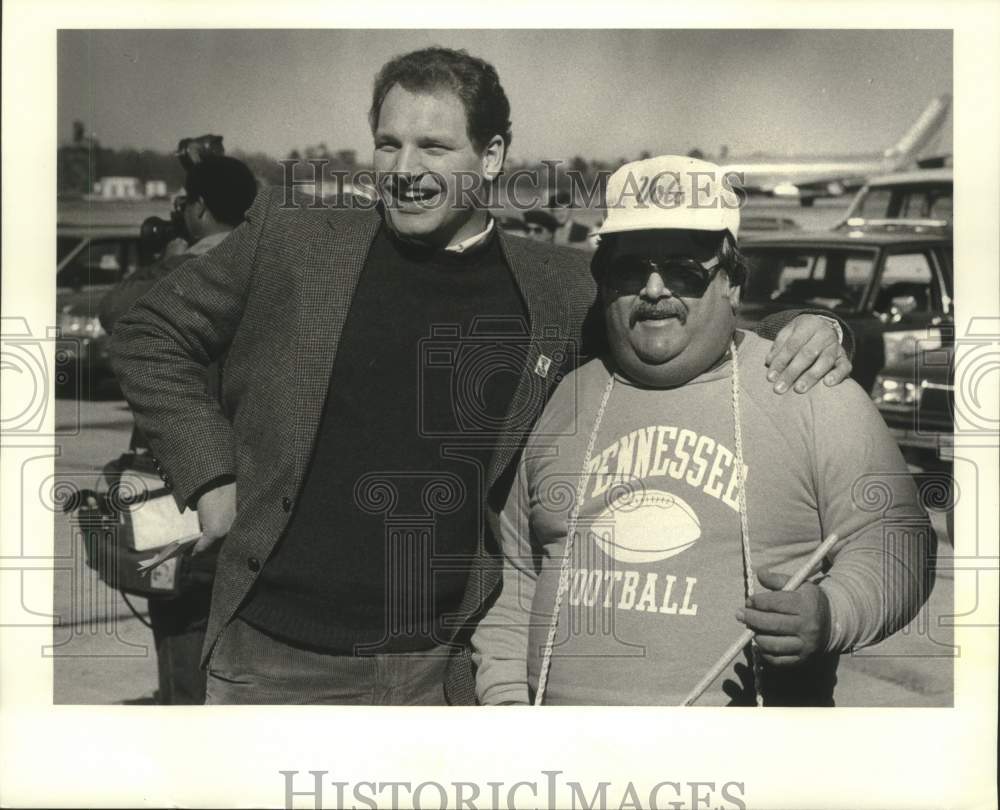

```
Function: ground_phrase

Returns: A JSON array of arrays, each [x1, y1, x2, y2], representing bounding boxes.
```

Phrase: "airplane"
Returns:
[[722, 94, 951, 206]]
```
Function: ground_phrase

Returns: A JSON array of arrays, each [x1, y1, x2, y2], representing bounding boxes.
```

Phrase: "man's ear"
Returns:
[[727, 281, 742, 311], [481, 134, 505, 181]]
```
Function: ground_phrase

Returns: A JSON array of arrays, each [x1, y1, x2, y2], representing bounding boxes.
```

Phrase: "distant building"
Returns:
[[93, 176, 142, 199], [145, 179, 169, 199]]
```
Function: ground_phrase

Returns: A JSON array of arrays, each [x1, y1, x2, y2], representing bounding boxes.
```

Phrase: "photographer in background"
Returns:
[[100, 153, 257, 704], [101, 152, 258, 336]]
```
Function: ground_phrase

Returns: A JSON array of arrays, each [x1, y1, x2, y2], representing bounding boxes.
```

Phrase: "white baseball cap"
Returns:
[[597, 155, 741, 239]]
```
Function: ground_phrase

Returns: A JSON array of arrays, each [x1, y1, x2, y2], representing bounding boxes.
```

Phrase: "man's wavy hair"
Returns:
[[592, 230, 749, 291], [369, 47, 512, 160]]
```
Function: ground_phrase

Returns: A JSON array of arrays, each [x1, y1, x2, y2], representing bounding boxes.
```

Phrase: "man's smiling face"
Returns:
[[601, 229, 740, 387], [373, 84, 502, 248]]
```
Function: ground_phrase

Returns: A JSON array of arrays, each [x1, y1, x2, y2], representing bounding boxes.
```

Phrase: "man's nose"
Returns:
[[391, 145, 424, 177], [640, 271, 672, 299]]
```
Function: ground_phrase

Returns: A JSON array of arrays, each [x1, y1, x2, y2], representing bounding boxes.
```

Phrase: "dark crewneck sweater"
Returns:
[[239, 224, 526, 652]]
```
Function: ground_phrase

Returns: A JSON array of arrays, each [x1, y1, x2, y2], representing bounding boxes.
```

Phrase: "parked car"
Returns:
[[871, 341, 954, 466], [56, 225, 141, 390], [871, 340, 955, 540], [738, 228, 953, 394], [834, 167, 952, 233], [740, 214, 801, 234]]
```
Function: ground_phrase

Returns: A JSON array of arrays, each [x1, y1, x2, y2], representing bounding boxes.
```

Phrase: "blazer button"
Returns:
[[281, 497, 292, 512], [247, 557, 261, 573]]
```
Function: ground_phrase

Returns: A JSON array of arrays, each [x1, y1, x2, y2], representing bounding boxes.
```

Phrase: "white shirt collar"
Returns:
[[445, 218, 495, 253], [186, 230, 231, 256]]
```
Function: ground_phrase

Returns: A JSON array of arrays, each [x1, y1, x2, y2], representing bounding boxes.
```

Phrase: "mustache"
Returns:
[[630, 299, 688, 327]]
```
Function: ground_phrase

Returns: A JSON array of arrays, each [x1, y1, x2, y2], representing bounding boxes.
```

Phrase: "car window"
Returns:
[[845, 181, 952, 227], [927, 191, 952, 221], [874, 251, 936, 314], [856, 189, 892, 219], [56, 238, 133, 290], [882, 252, 933, 284], [896, 192, 924, 219], [57, 236, 83, 264], [743, 247, 877, 313], [844, 256, 872, 285], [892, 184, 953, 221]]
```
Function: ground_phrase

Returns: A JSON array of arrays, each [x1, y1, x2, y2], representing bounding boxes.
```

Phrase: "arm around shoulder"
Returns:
[[757, 308, 854, 359]]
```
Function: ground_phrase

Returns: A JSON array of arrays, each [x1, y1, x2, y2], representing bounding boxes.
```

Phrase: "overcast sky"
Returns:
[[58, 29, 952, 162]]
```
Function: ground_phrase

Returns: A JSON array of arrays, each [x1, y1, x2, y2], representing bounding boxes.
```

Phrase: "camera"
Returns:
[[139, 134, 226, 259]]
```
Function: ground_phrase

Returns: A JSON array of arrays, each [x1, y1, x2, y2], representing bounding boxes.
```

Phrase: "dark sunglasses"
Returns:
[[604, 254, 722, 297]]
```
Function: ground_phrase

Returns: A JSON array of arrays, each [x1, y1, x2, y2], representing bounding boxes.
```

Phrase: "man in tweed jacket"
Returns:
[[110, 47, 852, 705]]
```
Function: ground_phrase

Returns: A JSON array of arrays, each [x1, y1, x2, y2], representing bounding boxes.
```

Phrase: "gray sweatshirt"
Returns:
[[472, 331, 934, 706]]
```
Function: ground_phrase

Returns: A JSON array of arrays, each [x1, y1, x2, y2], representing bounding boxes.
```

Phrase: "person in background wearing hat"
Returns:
[[497, 215, 529, 237], [544, 189, 592, 247], [472, 155, 934, 706], [522, 208, 560, 242]]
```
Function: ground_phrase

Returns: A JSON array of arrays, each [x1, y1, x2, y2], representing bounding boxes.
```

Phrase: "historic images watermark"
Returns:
[[276, 160, 749, 214], [280, 769, 747, 810]]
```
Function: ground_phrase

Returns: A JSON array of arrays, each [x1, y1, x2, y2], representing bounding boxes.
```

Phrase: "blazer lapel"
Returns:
[[292, 209, 381, 484], [485, 232, 575, 493]]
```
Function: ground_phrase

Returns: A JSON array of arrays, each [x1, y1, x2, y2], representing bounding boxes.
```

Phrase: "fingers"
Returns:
[[737, 607, 800, 635], [193, 533, 218, 555], [755, 651, 803, 667], [753, 633, 803, 657], [747, 590, 802, 615], [789, 341, 841, 393], [771, 329, 834, 395], [765, 323, 804, 385], [756, 569, 791, 591], [765, 322, 794, 367], [824, 348, 853, 386]]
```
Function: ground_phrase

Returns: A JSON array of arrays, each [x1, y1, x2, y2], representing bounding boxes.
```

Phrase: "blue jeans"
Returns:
[[204, 615, 451, 705], [147, 586, 211, 705]]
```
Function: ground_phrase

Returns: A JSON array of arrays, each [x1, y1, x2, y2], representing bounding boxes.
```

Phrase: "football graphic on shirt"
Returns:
[[592, 489, 701, 564]]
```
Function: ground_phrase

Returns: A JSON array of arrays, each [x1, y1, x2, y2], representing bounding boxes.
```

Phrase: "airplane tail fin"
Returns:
[[882, 94, 951, 165]]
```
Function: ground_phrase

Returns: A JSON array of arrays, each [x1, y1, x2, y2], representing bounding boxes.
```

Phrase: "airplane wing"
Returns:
[[723, 94, 951, 205]]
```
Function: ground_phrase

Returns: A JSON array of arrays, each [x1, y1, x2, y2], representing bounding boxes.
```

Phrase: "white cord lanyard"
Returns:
[[533, 338, 764, 706]]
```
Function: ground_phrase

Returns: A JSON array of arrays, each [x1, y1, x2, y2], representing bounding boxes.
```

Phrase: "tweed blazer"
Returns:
[[110, 187, 602, 679]]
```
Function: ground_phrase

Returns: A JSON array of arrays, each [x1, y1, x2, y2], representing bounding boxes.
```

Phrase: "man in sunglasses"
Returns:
[[472, 155, 934, 706]]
